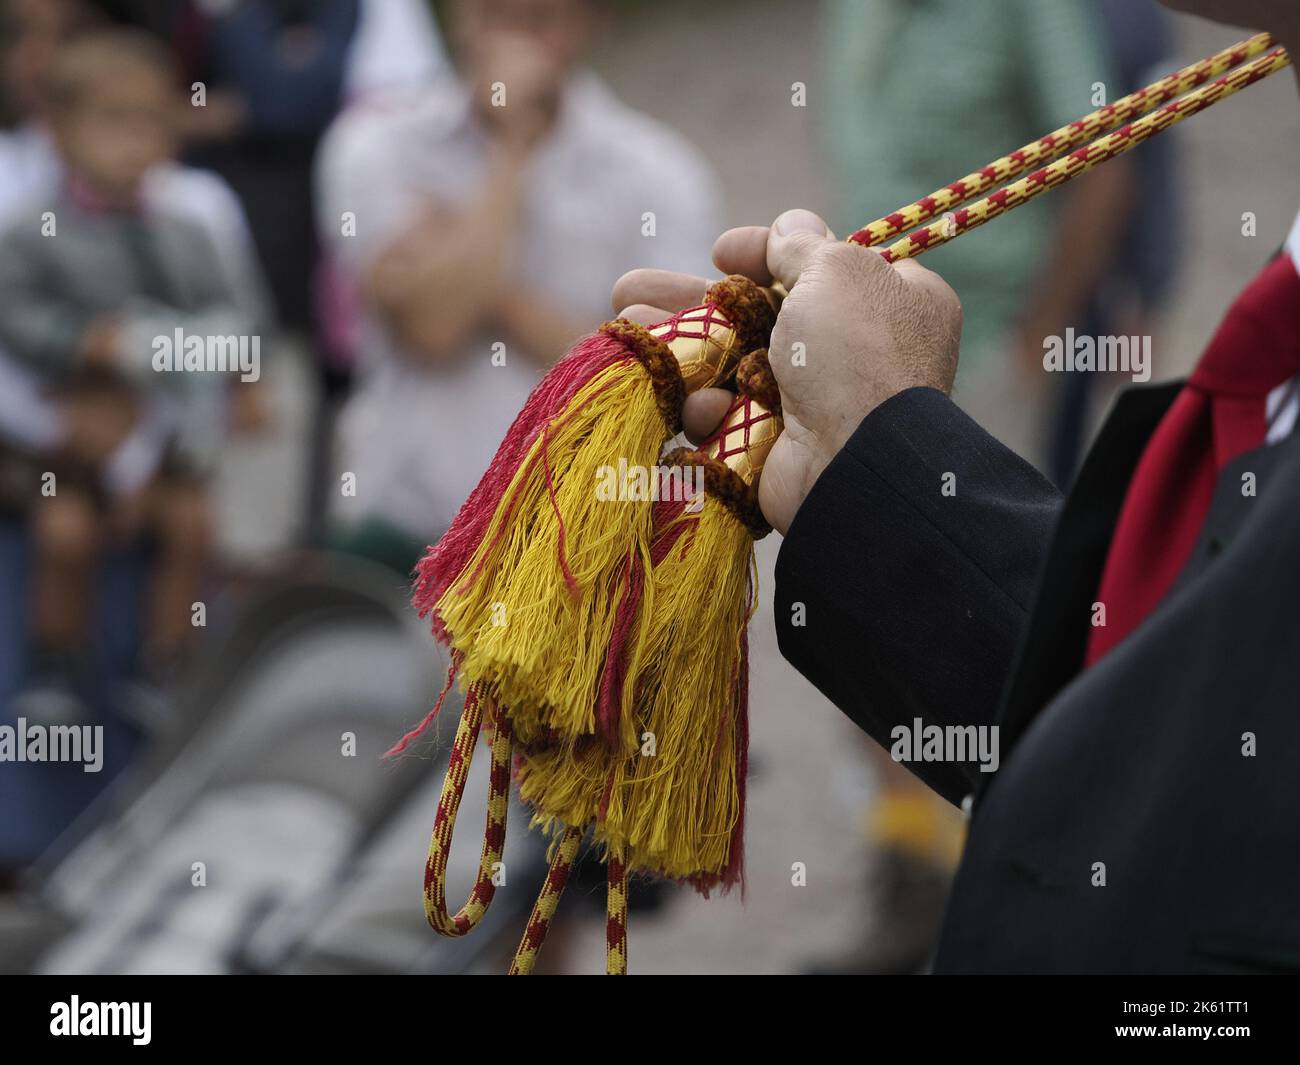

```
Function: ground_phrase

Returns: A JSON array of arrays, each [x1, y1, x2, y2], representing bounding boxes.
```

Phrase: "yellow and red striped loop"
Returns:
[[606, 852, 628, 976], [422, 684, 512, 937], [505, 836, 629, 976], [421, 685, 629, 974]]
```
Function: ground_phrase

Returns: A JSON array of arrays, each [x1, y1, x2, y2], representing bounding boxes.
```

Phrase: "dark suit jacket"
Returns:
[[775, 383, 1300, 973]]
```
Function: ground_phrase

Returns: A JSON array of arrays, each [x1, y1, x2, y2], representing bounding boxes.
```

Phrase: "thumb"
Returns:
[[766, 208, 834, 290]]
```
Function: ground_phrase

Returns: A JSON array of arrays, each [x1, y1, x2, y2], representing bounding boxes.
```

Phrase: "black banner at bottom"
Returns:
[[0, 974, 1291, 1051]]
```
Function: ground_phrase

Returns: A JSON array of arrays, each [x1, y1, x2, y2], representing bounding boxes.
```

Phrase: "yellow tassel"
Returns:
[[604, 497, 753, 881], [431, 281, 773, 757], [518, 494, 754, 884], [437, 361, 666, 744]]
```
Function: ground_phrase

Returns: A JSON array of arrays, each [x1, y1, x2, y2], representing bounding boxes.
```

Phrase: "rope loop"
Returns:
[[423, 683, 513, 937]]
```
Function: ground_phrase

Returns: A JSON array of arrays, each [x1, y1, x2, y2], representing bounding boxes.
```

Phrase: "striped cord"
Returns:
[[421, 685, 630, 973], [870, 43, 1292, 263], [508, 827, 583, 975], [606, 851, 628, 976], [847, 32, 1277, 249], [506, 837, 630, 975], [422, 683, 512, 937]]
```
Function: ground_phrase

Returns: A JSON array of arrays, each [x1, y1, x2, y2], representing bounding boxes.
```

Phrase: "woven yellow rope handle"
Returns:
[[848, 32, 1278, 248], [872, 44, 1292, 262]]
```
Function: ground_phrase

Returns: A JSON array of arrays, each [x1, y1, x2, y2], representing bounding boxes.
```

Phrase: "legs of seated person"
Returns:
[[29, 487, 101, 656], [29, 454, 213, 681], [140, 477, 213, 672]]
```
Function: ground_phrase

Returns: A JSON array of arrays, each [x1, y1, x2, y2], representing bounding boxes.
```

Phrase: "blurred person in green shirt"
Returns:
[[821, 0, 1132, 468], [813, 0, 1132, 974]]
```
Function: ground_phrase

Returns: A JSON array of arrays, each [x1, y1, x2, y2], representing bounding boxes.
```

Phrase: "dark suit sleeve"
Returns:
[[774, 387, 1062, 804]]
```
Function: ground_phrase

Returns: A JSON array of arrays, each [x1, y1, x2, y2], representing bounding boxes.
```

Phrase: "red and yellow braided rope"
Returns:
[[504, 835, 629, 975], [422, 665, 627, 974], [605, 851, 628, 976], [508, 827, 583, 975], [422, 683, 512, 937], [872, 43, 1292, 263], [848, 32, 1278, 249]]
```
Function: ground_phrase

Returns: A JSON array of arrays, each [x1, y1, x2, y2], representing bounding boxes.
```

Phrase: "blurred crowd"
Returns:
[[0, 0, 1180, 973]]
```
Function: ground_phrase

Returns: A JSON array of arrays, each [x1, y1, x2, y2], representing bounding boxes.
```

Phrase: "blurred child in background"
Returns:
[[0, 30, 264, 718]]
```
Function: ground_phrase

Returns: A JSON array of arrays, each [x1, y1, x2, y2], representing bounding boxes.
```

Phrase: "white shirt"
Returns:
[[1264, 212, 1300, 446], [317, 72, 721, 537]]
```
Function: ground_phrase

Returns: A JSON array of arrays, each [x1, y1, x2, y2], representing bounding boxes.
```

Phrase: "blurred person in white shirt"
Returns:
[[316, 0, 720, 565]]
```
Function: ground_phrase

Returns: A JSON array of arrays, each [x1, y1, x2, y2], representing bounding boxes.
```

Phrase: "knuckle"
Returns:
[[819, 240, 868, 274], [610, 268, 646, 302], [902, 261, 962, 323], [938, 280, 962, 325]]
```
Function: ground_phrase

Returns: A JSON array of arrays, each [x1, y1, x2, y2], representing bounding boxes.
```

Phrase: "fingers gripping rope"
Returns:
[[509, 827, 583, 975], [423, 683, 513, 937]]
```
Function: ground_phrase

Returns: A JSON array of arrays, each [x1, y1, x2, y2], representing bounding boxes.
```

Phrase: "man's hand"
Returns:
[[612, 208, 962, 534]]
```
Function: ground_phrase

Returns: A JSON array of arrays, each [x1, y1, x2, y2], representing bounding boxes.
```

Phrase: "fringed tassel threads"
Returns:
[[595, 447, 762, 887], [416, 331, 633, 643], [430, 277, 776, 750], [436, 358, 667, 746], [607, 385, 777, 889], [517, 386, 780, 889]]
